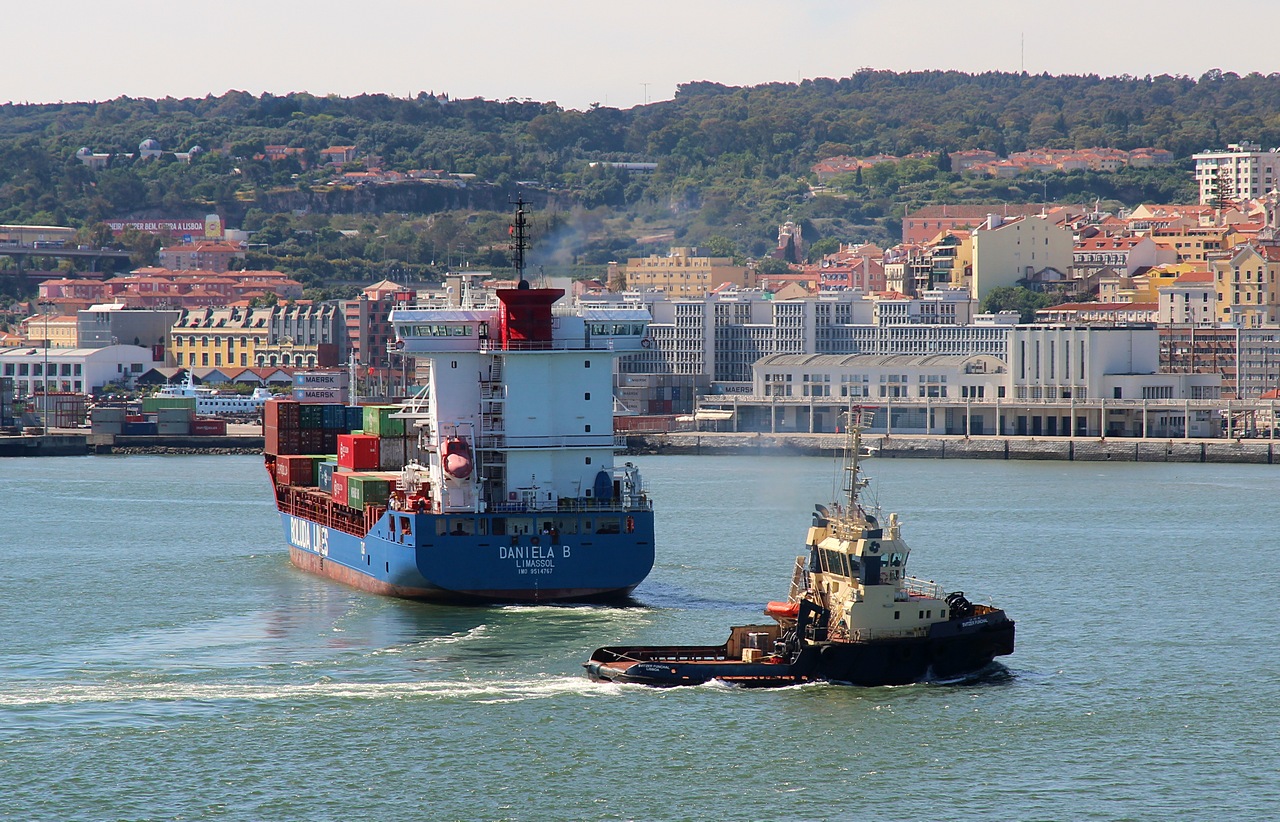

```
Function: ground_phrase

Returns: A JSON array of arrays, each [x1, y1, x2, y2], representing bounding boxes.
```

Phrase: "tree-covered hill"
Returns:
[[0, 69, 1266, 291]]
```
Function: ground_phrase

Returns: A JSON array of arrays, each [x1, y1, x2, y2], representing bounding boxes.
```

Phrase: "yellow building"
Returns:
[[1149, 226, 1230, 264], [170, 306, 269, 369], [970, 215, 1074, 301], [20, 314, 78, 348], [1100, 262, 1202, 303], [621, 247, 755, 296], [1212, 244, 1280, 327]]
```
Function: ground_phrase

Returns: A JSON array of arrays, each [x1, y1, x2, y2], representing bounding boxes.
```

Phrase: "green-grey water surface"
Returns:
[[0, 454, 1277, 821]]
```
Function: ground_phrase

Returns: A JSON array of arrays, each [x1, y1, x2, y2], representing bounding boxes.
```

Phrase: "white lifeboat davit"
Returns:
[[440, 436, 474, 479]]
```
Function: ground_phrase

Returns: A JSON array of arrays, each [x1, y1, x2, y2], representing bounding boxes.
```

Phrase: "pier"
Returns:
[[625, 432, 1280, 464]]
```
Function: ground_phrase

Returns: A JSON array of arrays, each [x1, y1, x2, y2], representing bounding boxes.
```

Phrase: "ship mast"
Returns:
[[510, 197, 528, 285], [841, 406, 869, 516]]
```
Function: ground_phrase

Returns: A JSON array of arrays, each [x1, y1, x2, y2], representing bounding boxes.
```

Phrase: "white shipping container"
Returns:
[[294, 371, 350, 388], [294, 387, 349, 404], [379, 436, 409, 470]]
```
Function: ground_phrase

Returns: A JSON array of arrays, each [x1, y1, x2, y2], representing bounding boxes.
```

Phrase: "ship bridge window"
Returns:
[[822, 549, 850, 578], [406, 324, 472, 337]]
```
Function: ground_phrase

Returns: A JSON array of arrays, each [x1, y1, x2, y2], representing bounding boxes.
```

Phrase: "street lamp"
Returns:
[[39, 299, 53, 435]]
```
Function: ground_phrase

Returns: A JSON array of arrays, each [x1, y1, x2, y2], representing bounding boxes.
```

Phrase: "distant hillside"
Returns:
[[0, 69, 1263, 289]]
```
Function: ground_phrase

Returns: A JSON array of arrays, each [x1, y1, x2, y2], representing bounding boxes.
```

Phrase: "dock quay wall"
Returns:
[[625, 433, 1280, 465]]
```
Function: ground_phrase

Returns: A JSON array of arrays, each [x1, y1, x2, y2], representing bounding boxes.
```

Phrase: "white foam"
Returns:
[[0, 674, 617, 707]]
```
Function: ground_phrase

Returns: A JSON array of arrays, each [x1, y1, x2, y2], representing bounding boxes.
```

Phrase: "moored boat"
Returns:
[[157, 371, 272, 416], [585, 409, 1014, 686]]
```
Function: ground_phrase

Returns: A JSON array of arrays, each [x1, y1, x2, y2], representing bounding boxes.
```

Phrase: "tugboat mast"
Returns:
[[841, 405, 869, 514]]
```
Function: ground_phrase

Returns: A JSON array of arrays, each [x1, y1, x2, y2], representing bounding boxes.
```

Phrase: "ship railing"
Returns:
[[900, 577, 945, 600], [489, 496, 654, 514], [477, 435, 618, 450], [477, 338, 620, 353], [788, 556, 809, 601]]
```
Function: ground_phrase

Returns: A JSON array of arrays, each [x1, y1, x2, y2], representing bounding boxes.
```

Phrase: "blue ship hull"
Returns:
[[281, 508, 655, 603]]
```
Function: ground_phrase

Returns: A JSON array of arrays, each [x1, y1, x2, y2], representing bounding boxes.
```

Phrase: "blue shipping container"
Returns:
[[321, 404, 346, 430], [345, 406, 364, 431], [318, 461, 336, 493]]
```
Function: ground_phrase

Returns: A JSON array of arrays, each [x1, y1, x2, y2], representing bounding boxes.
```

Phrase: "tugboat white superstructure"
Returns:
[[267, 203, 655, 602], [586, 409, 1013, 685]]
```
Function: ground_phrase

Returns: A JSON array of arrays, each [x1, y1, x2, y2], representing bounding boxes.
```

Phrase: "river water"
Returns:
[[0, 454, 1277, 821]]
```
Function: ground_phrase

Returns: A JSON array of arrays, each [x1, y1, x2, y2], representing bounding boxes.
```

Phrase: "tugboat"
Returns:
[[585, 409, 1014, 687]]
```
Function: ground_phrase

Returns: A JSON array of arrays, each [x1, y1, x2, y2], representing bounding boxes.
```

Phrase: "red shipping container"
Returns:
[[191, 418, 227, 436], [265, 424, 302, 456], [337, 434, 379, 470], [265, 398, 301, 431], [275, 455, 314, 487], [332, 471, 350, 505]]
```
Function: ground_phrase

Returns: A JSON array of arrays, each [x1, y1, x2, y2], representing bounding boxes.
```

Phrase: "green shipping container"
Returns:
[[142, 397, 197, 413], [299, 404, 324, 429], [347, 475, 391, 509], [362, 405, 405, 438]]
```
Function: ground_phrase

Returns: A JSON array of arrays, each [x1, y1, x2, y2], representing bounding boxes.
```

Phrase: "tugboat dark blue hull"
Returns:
[[585, 610, 1014, 687]]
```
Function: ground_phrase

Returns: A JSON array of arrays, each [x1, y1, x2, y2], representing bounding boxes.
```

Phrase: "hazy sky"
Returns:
[[8, 1, 1280, 110]]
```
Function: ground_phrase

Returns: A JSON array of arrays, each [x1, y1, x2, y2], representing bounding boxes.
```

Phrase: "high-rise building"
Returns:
[[1193, 142, 1280, 204]]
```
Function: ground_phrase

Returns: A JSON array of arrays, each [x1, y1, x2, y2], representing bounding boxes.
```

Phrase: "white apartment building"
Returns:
[[1158, 272, 1217, 326], [1193, 142, 1280, 204]]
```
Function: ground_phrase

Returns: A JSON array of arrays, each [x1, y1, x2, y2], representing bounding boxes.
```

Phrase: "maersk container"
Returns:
[[363, 405, 405, 438], [347, 475, 390, 509]]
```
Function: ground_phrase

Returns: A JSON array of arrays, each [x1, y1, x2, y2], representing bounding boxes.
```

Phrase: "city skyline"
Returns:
[[8, 1, 1280, 112]]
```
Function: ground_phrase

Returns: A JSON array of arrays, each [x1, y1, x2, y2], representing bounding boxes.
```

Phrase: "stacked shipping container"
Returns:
[[266, 399, 405, 513]]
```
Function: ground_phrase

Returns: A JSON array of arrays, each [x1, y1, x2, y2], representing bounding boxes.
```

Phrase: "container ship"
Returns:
[[263, 209, 656, 603]]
